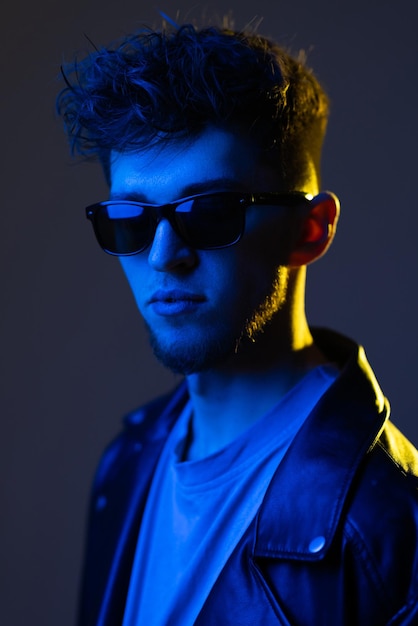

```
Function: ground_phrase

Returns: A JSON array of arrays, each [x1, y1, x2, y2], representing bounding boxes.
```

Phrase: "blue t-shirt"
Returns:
[[122, 365, 338, 626]]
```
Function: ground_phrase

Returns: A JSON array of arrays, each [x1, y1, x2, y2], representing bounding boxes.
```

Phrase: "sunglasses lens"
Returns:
[[93, 202, 153, 255], [175, 194, 244, 249]]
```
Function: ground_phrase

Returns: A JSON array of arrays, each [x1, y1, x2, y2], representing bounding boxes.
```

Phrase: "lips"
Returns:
[[149, 289, 206, 304], [148, 289, 206, 315]]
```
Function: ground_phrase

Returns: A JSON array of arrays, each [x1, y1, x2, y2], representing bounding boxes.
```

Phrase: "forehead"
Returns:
[[109, 127, 280, 203]]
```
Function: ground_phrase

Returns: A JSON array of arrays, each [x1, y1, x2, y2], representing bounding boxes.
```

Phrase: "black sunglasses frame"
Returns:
[[85, 191, 313, 256]]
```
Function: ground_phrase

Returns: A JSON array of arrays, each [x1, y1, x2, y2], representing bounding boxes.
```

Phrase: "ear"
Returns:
[[288, 191, 340, 267]]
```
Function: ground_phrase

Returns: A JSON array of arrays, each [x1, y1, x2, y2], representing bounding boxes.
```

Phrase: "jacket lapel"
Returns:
[[254, 339, 389, 562]]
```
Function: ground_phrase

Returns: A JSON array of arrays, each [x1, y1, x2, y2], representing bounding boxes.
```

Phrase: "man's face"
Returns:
[[110, 127, 303, 375]]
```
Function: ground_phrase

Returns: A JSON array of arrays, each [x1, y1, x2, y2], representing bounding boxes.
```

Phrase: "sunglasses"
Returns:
[[85, 191, 312, 256]]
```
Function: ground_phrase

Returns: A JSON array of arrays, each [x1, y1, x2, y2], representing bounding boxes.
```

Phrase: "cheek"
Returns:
[[233, 238, 284, 286], [210, 250, 275, 317], [243, 213, 298, 266]]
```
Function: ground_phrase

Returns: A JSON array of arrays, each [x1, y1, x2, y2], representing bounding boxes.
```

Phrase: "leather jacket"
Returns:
[[78, 329, 418, 625]]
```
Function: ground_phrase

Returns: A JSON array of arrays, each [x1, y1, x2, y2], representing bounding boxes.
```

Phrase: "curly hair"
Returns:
[[57, 25, 329, 188]]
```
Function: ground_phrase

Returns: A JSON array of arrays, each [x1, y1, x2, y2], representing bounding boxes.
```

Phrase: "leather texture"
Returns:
[[78, 329, 418, 625]]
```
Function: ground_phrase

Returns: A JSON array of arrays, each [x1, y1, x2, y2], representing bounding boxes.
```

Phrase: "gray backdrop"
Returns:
[[2, 0, 417, 624]]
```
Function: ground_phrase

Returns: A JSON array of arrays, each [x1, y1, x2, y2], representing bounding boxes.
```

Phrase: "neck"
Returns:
[[184, 304, 327, 461]]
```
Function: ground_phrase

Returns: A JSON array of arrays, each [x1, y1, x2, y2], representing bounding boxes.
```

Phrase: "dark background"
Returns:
[[2, 1, 417, 624]]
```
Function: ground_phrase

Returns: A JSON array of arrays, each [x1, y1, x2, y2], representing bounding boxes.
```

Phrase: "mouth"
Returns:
[[148, 289, 206, 315], [149, 289, 206, 304]]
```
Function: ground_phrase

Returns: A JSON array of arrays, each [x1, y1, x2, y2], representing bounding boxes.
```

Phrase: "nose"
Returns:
[[148, 219, 197, 272]]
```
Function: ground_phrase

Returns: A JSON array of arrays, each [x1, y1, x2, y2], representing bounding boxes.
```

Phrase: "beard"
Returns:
[[145, 320, 240, 375], [144, 267, 290, 376]]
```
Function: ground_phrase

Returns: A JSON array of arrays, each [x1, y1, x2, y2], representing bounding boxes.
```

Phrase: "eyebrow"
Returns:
[[109, 178, 249, 202]]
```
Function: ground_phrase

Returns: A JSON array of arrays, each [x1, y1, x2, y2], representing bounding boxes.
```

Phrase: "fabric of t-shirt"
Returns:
[[122, 365, 338, 626]]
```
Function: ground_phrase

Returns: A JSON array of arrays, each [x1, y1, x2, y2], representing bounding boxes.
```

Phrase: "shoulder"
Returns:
[[349, 420, 418, 531], [344, 421, 418, 614], [92, 382, 188, 491]]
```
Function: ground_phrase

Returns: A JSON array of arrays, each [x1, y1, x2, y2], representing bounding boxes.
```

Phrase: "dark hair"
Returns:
[[57, 25, 329, 188]]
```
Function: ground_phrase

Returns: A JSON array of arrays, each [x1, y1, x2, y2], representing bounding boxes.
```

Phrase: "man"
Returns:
[[57, 24, 418, 625]]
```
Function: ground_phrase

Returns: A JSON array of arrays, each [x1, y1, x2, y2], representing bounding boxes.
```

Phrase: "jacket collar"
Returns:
[[254, 329, 389, 561]]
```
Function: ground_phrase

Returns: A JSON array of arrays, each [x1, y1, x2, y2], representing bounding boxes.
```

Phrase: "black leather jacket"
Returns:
[[79, 329, 418, 625]]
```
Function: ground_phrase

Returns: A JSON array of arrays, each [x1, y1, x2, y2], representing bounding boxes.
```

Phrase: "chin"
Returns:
[[148, 328, 238, 375]]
